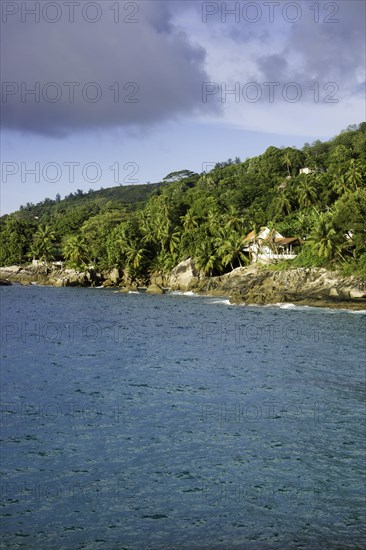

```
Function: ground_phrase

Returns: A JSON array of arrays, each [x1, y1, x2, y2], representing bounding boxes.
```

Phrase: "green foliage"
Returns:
[[30, 225, 56, 263], [1, 123, 365, 280], [63, 235, 89, 269]]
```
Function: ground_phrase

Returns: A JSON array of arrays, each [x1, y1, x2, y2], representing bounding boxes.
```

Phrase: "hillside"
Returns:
[[1, 123, 365, 280]]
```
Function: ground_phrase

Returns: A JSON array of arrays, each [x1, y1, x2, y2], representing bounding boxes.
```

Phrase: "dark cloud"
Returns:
[[1, 1, 215, 137], [256, 1, 365, 97]]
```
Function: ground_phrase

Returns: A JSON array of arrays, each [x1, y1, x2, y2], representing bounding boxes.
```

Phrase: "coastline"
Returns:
[[1, 263, 366, 311]]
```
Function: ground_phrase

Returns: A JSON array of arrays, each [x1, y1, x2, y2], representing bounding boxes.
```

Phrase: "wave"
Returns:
[[170, 291, 198, 296], [208, 299, 232, 306]]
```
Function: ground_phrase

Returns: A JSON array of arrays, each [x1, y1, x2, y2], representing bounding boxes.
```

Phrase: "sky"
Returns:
[[1, 0, 365, 214]]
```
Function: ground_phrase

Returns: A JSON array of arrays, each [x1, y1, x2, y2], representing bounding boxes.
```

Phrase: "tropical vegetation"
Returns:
[[1, 123, 365, 280]]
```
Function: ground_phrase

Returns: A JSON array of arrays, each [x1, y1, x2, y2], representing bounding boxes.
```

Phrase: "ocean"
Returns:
[[1, 285, 365, 549]]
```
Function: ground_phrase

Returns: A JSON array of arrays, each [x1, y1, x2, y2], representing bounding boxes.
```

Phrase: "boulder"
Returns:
[[350, 288, 366, 299], [329, 287, 339, 297], [168, 258, 201, 290], [0, 279, 11, 285], [146, 284, 165, 295], [53, 279, 65, 287], [150, 272, 164, 286], [106, 268, 120, 285]]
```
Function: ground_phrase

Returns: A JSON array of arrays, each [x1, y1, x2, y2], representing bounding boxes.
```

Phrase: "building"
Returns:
[[243, 226, 300, 264], [299, 167, 314, 175]]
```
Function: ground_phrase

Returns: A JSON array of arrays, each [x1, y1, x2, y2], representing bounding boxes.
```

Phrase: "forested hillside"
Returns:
[[1, 123, 365, 279]]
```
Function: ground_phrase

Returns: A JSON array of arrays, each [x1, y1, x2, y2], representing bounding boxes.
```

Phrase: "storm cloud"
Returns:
[[1, 0, 214, 136]]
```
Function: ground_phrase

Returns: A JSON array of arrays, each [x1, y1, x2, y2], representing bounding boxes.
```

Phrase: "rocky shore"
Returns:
[[1, 261, 366, 310], [168, 259, 366, 310]]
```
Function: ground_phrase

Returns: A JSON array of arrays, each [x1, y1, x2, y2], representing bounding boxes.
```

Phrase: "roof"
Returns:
[[243, 227, 270, 242], [275, 237, 299, 245], [244, 227, 299, 245]]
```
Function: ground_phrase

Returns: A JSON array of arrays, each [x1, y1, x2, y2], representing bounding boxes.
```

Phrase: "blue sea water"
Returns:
[[0, 285, 365, 550]]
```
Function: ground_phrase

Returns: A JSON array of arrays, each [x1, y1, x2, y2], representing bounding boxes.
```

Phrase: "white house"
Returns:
[[299, 167, 314, 175], [243, 226, 300, 264]]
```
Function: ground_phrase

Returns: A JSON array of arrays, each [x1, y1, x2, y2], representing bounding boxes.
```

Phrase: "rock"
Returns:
[[0, 279, 11, 285], [107, 268, 120, 284], [1, 265, 21, 274], [150, 272, 164, 286], [329, 287, 339, 297], [350, 288, 366, 299], [126, 283, 139, 291], [118, 287, 130, 293], [103, 279, 114, 287], [168, 258, 201, 290], [146, 284, 165, 295]]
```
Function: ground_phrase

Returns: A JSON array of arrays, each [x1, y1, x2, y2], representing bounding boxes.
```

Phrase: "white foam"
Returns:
[[209, 299, 232, 305], [170, 291, 198, 296]]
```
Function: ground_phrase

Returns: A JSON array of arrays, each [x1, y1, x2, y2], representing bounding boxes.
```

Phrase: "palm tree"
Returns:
[[125, 241, 147, 271], [63, 235, 89, 268], [223, 206, 243, 232], [31, 224, 56, 266], [194, 240, 219, 277], [274, 191, 292, 217], [215, 228, 247, 270], [297, 177, 317, 208], [331, 173, 348, 197], [307, 213, 342, 260], [180, 210, 198, 232], [282, 152, 292, 177], [346, 159, 362, 190], [169, 227, 182, 255]]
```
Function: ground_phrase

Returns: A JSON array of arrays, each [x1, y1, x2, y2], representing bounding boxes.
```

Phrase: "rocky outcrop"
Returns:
[[168, 258, 201, 291], [0, 265, 100, 287], [1, 262, 365, 309], [195, 266, 366, 308], [146, 284, 165, 295]]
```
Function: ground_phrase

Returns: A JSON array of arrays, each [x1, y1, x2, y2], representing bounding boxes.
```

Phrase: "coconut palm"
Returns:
[[274, 191, 292, 216], [169, 227, 182, 255], [194, 240, 220, 277], [180, 210, 199, 232], [346, 159, 362, 190], [282, 152, 292, 176], [306, 213, 342, 260], [223, 206, 243, 232], [331, 173, 348, 197], [63, 235, 89, 268], [125, 241, 147, 270], [297, 177, 318, 208], [31, 224, 56, 264]]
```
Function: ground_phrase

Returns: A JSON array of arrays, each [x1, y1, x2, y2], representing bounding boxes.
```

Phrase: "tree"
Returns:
[[332, 189, 366, 257], [223, 206, 244, 232], [215, 229, 248, 270], [163, 170, 197, 182], [297, 176, 318, 208], [63, 235, 89, 268], [282, 152, 293, 176], [194, 240, 220, 277], [273, 191, 292, 217], [346, 159, 363, 190], [306, 213, 342, 260], [30, 225, 56, 265], [331, 173, 348, 197], [0, 217, 35, 265], [180, 210, 199, 232]]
